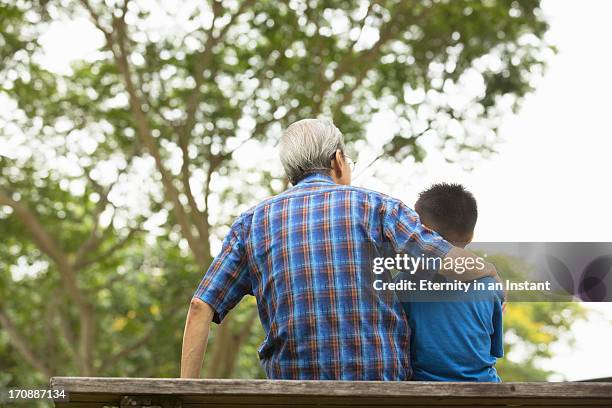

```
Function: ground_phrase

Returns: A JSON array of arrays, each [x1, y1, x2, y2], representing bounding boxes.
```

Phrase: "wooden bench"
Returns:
[[50, 377, 612, 407]]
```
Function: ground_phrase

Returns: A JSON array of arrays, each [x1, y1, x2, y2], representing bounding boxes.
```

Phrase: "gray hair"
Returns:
[[279, 118, 345, 185]]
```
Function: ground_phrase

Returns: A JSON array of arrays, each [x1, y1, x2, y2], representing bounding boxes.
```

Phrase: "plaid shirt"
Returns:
[[194, 173, 451, 380]]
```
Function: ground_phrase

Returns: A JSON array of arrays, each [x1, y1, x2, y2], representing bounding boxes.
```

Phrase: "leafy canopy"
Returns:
[[0, 0, 561, 384]]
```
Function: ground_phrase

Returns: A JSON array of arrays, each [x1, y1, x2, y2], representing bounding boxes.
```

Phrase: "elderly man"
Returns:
[[181, 118, 499, 380]]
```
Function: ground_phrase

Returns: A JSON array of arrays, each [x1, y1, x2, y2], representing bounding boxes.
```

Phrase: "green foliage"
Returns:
[[0, 0, 562, 387], [485, 255, 586, 381]]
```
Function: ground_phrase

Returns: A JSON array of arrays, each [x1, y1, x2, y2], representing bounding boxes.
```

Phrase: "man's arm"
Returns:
[[182, 214, 252, 377], [439, 246, 499, 282], [379, 199, 499, 283], [180, 298, 214, 378]]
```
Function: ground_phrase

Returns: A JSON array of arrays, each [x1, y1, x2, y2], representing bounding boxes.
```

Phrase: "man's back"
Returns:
[[402, 276, 504, 382], [194, 173, 451, 380]]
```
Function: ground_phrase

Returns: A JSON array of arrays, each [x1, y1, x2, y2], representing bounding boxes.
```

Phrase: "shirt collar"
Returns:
[[296, 172, 335, 185]]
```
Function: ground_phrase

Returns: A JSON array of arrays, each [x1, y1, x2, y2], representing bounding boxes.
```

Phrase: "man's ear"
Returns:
[[330, 149, 345, 180]]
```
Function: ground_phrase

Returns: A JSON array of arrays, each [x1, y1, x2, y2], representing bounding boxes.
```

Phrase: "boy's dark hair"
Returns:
[[415, 183, 477, 242]]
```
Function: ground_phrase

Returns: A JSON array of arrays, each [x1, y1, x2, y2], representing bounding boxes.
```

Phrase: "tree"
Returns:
[[487, 255, 586, 381], [1, 0, 552, 383]]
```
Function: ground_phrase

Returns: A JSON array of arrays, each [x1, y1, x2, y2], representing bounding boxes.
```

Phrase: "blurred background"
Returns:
[[1, 0, 611, 390]]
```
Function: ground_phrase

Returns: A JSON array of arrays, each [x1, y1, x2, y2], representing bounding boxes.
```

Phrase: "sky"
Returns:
[[13, 0, 612, 381], [357, 1, 612, 244], [354, 0, 612, 380]]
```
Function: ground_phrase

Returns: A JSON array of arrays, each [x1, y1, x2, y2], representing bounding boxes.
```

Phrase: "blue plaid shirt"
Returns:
[[194, 173, 451, 380]]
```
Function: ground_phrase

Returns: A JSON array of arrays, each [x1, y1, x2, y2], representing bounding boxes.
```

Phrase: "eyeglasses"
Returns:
[[345, 155, 356, 171]]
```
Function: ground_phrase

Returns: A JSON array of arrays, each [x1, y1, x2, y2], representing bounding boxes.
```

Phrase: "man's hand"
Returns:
[[439, 246, 499, 282], [440, 246, 508, 304], [180, 298, 214, 378]]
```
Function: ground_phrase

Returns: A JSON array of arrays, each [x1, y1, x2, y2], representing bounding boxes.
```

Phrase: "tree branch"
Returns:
[[175, 0, 255, 246], [116, 15, 207, 264], [80, 1, 208, 265], [74, 153, 136, 269], [0, 191, 67, 269], [182, 0, 255, 140], [177, 135, 208, 243], [99, 328, 154, 373], [73, 188, 111, 268], [79, 0, 112, 35], [205, 305, 259, 378], [99, 301, 182, 373], [0, 308, 53, 377], [52, 293, 78, 358], [0, 189, 96, 375], [346, 0, 376, 52], [317, 1, 424, 116], [75, 224, 142, 271]]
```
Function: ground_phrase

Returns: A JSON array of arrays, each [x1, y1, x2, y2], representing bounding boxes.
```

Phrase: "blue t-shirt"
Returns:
[[400, 275, 504, 382]]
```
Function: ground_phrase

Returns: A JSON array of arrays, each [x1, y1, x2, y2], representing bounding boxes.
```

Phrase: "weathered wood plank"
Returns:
[[54, 404, 601, 408], [178, 405, 600, 408], [49, 377, 612, 399], [61, 393, 612, 406], [179, 395, 612, 406], [54, 403, 108, 408], [51, 403, 612, 408], [49, 377, 612, 407]]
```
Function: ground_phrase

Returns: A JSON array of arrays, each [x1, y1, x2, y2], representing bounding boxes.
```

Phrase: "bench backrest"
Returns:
[[50, 377, 612, 407]]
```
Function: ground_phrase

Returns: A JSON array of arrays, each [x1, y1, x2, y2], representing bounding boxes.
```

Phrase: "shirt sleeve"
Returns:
[[491, 295, 504, 358], [381, 197, 452, 278], [193, 214, 252, 324]]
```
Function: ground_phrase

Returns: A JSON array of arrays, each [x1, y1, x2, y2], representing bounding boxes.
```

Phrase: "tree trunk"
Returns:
[[204, 306, 259, 378]]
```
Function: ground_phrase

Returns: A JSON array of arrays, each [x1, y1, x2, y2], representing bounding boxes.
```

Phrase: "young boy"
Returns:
[[401, 183, 504, 382]]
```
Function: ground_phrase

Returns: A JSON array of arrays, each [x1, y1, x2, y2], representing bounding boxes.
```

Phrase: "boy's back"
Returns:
[[401, 183, 504, 382], [402, 275, 504, 382]]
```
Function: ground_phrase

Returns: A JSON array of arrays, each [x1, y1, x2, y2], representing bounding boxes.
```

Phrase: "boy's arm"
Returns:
[[491, 294, 504, 358]]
